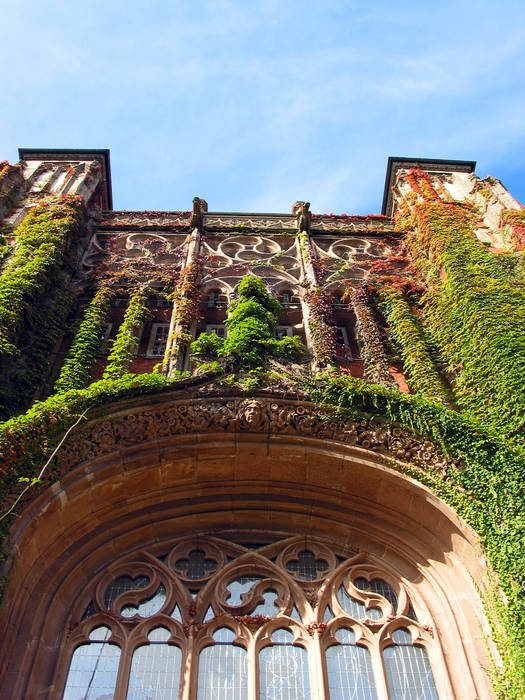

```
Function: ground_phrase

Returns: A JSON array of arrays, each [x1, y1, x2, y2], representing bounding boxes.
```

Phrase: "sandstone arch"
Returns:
[[0, 392, 496, 698]]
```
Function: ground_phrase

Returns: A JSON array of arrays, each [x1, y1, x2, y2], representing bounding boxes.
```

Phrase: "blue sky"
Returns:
[[2, 1, 525, 214]]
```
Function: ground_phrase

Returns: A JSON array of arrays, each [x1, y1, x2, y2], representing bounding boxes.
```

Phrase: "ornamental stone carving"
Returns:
[[54, 395, 456, 479]]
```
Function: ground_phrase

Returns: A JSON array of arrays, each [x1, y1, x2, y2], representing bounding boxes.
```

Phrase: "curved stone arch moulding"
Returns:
[[0, 393, 496, 698]]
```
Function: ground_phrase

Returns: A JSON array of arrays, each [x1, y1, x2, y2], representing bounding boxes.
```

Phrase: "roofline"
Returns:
[[381, 156, 476, 216], [18, 148, 113, 210]]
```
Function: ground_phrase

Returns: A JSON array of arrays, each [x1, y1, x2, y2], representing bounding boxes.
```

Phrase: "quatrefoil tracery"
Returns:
[[73, 536, 430, 654]]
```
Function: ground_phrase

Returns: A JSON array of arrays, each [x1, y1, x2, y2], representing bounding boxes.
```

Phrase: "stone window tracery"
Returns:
[[61, 535, 441, 699]]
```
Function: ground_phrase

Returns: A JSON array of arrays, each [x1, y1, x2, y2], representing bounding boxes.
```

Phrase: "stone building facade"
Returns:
[[0, 149, 523, 698]]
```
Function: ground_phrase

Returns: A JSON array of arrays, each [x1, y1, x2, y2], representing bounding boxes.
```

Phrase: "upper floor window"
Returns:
[[147, 323, 169, 357], [207, 290, 228, 308], [61, 535, 440, 699], [102, 322, 113, 341], [280, 291, 292, 306], [336, 326, 349, 346], [276, 326, 293, 340], [279, 290, 300, 307], [206, 324, 227, 338]]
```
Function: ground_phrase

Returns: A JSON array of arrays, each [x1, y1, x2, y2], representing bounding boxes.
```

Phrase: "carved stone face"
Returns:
[[242, 400, 264, 429]]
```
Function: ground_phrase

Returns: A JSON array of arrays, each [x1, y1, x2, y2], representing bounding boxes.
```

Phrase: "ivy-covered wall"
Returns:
[[0, 195, 87, 419], [0, 159, 523, 696], [403, 200, 524, 437]]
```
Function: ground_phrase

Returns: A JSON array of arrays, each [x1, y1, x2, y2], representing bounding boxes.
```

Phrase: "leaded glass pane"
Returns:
[[271, 628, 294, 643], [337, 585, 366, 618], [62, 630, 120, 700], [170, 604, 183, 622], [324, 605, 335, 622], [148, 627, 171, 642], [81, 601, 96, 620], [203, 604, 215, 622], [197, 629, 247, 699], [326, 629, 377, 700], [252, 590, 280, 616], [290, 606, 302, 622], [120, 585, 166, 618], [383, 629, 438, 700], [138, 584, 166, 616], [259, 635, 311, 699], [126, 639, 181, 699], [213, 627, 236, 643], [354, 577, 398, 610], [407, 604, 418, 621], [174, 549, 218, 579], [367, 607, 383, 620], [285, 550, 329, 580], [226, 577, 263, 606], [104, 575, 149, 608]]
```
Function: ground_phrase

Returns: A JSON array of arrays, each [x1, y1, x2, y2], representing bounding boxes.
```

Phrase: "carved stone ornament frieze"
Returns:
[[95, 211, 191, 229], [54, 396, 456, 479], [311, 217, 395, 234], [203, 214, 297, 231]]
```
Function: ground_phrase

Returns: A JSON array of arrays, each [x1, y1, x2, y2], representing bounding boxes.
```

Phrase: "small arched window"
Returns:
[[259, 628, 310, 698], [383, 628, 438, 700], [127, 627, 181, 698], [326, 628, 377, 700], [62, 626, 120, 700], [197, 627, 247, 699], [207, 289, 228, 308], [280, 291, 292, 306]]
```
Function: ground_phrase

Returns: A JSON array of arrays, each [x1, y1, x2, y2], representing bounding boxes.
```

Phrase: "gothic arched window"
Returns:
[[60, 536, 441, 698]]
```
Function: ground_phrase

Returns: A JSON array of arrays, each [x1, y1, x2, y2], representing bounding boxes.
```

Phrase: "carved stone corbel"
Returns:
[[189, 197, 208, 231], [293, 201, 311, 234]]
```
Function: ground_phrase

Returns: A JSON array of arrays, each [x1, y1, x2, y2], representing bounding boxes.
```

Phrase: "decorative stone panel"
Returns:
[[55, 395, 456, 479]]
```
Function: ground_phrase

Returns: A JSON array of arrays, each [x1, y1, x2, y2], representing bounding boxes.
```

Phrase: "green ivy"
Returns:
[[0, 196, 85, 359], [409, 202, 525, 437], [350, 285, 397, 387], [299, 372, 525, 697], [0, 372, 191, 566], [191, 275, 306, 370], [54, 284, 115, 393], [102, 289, 150, 379], [0, 271, 74, 420], [378, 288, 451, 404]]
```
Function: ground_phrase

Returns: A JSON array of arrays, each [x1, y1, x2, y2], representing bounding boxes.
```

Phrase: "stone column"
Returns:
[[294, 201, 337, 370], [164, 197, 206, 376]]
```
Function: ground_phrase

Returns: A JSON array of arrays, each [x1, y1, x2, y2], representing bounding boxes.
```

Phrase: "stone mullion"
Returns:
[[296, 232, 317, 364], [165, 226, 201, 375], [310, 633, 328, 700], [296, 231, 335, 370], [179, 644, 192, 700], [351, 286, 397, 388], [370, 637, 391, 700], [247, 637, 258, 700], [113, 637, 134, 699]]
